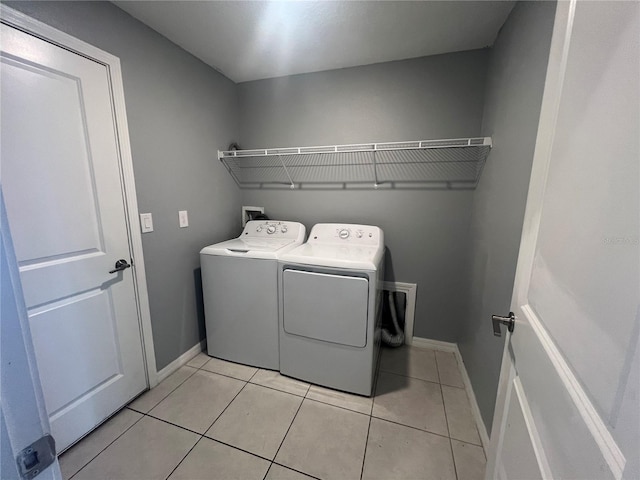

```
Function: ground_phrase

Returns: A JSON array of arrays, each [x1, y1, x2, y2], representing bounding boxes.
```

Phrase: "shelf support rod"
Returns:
[[373, 148, 380, 188], [278, 155, 295, 189]]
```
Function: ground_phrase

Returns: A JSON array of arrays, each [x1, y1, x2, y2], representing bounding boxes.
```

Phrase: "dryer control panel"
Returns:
[[307, 223, 383, 247], [243, 220, 306, 241]]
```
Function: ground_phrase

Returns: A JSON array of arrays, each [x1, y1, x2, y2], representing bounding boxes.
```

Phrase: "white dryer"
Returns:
[[200, 220, 305, 370], [278, 223, 385, 396]]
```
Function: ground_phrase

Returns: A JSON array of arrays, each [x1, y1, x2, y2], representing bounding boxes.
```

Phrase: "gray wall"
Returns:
[[5, 1, 243, 370], [238, 51, 488, 341], [458, 0, 556, 432]]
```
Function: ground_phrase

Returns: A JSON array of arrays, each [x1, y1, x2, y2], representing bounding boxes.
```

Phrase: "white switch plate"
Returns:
[[179, 210, 189, 228], [140, 213, 153, 233]]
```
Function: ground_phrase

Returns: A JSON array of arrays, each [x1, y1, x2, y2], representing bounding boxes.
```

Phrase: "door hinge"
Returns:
[[16, 435, 56, 480]]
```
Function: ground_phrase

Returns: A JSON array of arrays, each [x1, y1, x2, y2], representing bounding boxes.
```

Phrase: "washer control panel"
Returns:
[[243, 220, 305, 240], [308, 223, 382, 246]]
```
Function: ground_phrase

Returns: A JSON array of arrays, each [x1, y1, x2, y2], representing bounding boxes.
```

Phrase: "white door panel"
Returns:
[[487, 1, 638, 479], [527, 0, 639, 419], [499, 374, 544, 480], [1, 21, 147, 451], [1, 58, 104, 265], [29, 291, 123, 415]]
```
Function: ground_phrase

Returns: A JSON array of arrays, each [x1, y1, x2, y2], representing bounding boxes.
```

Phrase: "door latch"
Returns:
[[16, 435, 56, 480], [492, 312, 515, 337]]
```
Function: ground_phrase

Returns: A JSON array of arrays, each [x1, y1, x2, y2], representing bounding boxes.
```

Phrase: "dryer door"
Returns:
[[283, 269, 368, 348]]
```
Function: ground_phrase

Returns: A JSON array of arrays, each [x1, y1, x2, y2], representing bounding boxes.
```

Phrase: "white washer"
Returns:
[[200, 220, 305, 370], [278, 223, 385, 396]]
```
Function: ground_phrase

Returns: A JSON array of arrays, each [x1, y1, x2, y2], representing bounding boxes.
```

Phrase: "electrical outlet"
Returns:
[[179, 210, 189, 228]]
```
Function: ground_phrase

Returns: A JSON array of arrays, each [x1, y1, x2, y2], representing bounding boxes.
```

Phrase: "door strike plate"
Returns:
[[16, 435, 56, 480]]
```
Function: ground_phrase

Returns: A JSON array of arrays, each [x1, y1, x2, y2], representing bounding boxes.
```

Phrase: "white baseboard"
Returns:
[[381, 281, 417, 345], [412, 336, 490, 450], [156, 339, 206, 383]]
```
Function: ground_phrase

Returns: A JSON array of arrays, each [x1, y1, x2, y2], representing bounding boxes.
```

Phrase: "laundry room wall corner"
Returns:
[[458, 0, 557, 435], [238, 50, 488, 342], [4, 0, 243, 371]]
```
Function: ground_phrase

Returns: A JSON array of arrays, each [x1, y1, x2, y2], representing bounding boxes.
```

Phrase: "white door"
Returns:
[[1, 21, 147, 452], [486, 1, 639, 479]]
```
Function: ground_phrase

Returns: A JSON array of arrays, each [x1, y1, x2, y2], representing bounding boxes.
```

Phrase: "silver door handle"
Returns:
[[109, 259, 131, 274], [492, 312, 515, 337]]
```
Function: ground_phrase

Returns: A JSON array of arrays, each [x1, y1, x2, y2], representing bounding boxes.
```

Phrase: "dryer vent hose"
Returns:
[[382, 290, 405, 348]]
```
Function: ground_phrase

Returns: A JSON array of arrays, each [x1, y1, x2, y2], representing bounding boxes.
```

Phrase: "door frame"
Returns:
[[0, 5, 160, 389]]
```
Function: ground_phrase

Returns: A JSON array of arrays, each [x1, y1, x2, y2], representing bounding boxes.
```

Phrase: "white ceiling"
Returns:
[[114, 1, 515, 83]]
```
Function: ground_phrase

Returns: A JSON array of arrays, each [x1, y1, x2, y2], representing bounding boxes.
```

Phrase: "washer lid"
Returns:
[[201, 220, 306, 259], [200, 237, 300, 259], [279, 243, 384, 270]]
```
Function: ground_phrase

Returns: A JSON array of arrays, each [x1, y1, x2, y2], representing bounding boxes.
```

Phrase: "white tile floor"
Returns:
[[59, 346, 486, 480]]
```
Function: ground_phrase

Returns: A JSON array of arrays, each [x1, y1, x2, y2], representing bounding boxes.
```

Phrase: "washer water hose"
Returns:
[[382, 290, 405, 347]]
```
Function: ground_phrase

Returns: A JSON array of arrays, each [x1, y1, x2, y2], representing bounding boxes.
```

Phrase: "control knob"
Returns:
[[281, 225, 288, 233], [356, 230, 363, 238], [267, 224, 277, 234], [256, 225, 263, 232], [338, 228, 350, 240]]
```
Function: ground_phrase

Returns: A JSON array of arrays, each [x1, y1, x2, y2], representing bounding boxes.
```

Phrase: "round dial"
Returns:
[[338, 228, 350, 240], [356, 230, 363, 238], [256, 225, 263, 232], [281, 225, 288, 233], [267, 224, 277, 234]]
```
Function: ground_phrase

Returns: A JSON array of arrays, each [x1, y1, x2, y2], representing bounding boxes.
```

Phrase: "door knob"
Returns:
[[109, 259, 131, 274], [492, 312, 515, 337]]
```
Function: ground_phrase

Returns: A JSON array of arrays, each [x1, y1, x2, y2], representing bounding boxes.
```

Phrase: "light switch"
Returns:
[[140, 213, 153, 233], [179, 210, 189, 228]]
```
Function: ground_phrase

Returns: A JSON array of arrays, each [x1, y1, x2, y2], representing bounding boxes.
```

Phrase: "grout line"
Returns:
[[303, 396, 371, 418], [262, 463, 273, 480], [202, 381, 249, 434], [434, 348, 443, 384], [439, 378, 452, 438], [440, 382, 466, 390], [270, 394, 306, 464], [449, 437, 460, 480], [359, 414, 373, 480], [201, 435, 277, 463], [247, 368, 260, 382], [70, 365, 200, 479], [158, 380, 264, 479], [378, 368, 442, 386], [67, 409, 145, 480], [306, 390, 374, 416], [199, 367, 259, 383], [271, 461, 322, 480], [247, 380, 308, 398], [144, 414, 209, 437], [125, 405, 145, 414], [164, 435, 203, 480], [73, 351, 474, 479], [130, 365, 198, 414], [435, 346, 464, 480], [449, 434, 484, 448], [370, 416, 453, 442], [440, 384, 484, 447]]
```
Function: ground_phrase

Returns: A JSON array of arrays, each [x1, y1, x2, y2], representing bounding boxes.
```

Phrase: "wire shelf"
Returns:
[[218, 137, 492, 190]]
